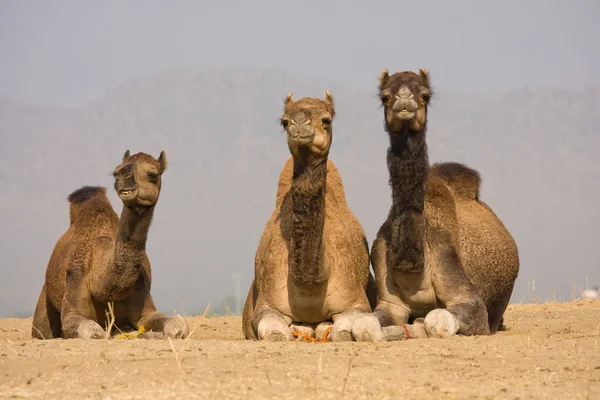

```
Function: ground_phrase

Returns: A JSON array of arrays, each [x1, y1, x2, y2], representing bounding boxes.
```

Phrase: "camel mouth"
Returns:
[[395, 110, 416, 120], [118, 188, 138, 201], [289, 133, 314, 146]]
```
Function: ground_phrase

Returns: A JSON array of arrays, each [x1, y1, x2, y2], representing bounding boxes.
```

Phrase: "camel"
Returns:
[[371, 69, 520, 339], [32, 151, 188, 340], [242, 92, 381, 342]]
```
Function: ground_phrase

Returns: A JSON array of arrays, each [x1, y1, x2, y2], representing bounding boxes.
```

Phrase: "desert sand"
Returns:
[[1, 301, 599, 399]]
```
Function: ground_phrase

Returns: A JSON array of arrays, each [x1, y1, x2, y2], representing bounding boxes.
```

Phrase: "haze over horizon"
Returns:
[[1, 1, 599, 317]]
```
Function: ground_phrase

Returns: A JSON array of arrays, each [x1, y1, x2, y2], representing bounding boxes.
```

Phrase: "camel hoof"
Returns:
[[331, 315, 353, 342], [382, 326, 408, 341], [351, 314, 383, 342], [424, 309, 459, 338], [315, 322, 333, 342], [290, 324, 315, 338], [77, 320, 105, 339], [164, 315, 189, 339], [257, 315, 292, 342]]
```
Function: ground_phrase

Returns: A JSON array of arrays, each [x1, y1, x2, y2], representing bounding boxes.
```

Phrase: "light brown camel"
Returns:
[[32, 151, 188, 340], [371, 69, 520, 339], [242, 92, 381, 342]]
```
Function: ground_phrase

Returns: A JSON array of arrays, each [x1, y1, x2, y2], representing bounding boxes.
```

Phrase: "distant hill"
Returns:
[[1, 66, 598, 317]]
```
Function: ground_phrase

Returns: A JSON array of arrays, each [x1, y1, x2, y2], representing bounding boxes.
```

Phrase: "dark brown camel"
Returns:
[[371, 69, 520, 339]]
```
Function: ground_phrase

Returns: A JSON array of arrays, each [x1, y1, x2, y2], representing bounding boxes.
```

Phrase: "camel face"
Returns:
[[280, 92, 335, 163], [113, 150, 167, 208], [378, 69, 432, 134]]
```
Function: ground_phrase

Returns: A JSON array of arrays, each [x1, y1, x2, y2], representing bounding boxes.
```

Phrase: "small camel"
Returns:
[[242, 92, 381, 342], [32, 151, 188, 340], [371, 69, 520, 339]]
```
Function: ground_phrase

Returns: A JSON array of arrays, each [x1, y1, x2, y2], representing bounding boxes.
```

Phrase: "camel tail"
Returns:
[[431, 162, 481, 200]]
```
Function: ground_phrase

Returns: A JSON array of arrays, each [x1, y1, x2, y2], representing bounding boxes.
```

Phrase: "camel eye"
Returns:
[[422, 93, 431, 102], [281, 118, 289, 129], [321, 117, 332, 128], [147, 172, 159, 182], [381, 94, 390, 105]]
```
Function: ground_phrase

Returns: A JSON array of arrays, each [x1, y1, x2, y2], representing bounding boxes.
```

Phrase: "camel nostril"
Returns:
[[293, 112, 309, 125]]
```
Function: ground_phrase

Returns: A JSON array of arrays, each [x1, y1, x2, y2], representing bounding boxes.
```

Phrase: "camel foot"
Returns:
[[76, 320, 105, 339], [351, 313, 383, 342], [382, 322, 427, 341], [257, 314, 293, 342], [163, 315, 189, 339], [424, 309, 459, 338], [330, 315, 353, 342], [315, 322, 333, 342], [290, 324, 315, 338]]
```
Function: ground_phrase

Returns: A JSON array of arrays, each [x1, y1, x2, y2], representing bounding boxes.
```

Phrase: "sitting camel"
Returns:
[[371, 69, 520, 339], [242, 92, 381, 342], [32, 151, 188, 339]]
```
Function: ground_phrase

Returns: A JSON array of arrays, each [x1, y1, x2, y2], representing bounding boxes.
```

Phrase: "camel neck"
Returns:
[[90, 202, 157, 303], [289, 158, 328, 286], [116, 205, 155, 250], [386, 130, 429, 273]]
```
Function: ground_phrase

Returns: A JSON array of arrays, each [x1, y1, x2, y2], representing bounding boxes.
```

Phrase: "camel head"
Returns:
[[378, 68, 432, 134], [280, 92, 335, 166], [113, 150, 168, 209]]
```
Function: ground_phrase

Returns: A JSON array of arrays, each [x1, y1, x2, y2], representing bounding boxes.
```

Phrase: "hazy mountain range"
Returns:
[[1, 66, 598, 317]]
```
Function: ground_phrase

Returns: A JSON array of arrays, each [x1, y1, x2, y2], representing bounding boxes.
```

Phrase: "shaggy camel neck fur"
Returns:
[[242, 93, 380, 342], [289, 158, 328, 286], [32, 151, 188, 340], [371, 69, 519, 339]]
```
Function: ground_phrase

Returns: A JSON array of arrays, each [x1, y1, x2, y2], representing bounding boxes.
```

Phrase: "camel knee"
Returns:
[[424, 309, 459, 338], [256, 313, 292, 342], [61, 316, 104, 339], [163, 315, 189, 339], [351, 313, 383, 342]]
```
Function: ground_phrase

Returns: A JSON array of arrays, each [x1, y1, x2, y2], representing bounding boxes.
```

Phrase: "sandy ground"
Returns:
[[1, 302, 599, 400]]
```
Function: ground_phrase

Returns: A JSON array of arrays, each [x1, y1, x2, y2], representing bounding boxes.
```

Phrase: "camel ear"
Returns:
[[378, 68, 389, 92], [419, 68, 431, 89], [324, 91, 335, 117], [284, 93, 294, 112], [157, 151, 168, 174], [122, 150, 131, 162]]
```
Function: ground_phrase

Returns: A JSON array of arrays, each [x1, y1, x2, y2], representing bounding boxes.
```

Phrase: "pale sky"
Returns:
[[0, 1, 599, 316], [1, 0, 598, 108]]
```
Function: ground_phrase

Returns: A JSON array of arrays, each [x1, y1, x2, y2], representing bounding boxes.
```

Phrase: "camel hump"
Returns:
[[431, 162, 481, 200], [67, 186, 108, 204], [67, 186, 112, 226]]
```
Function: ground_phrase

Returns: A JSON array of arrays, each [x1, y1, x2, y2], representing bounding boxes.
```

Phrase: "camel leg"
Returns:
[[32, 284, 61, 339], [242, 279, 258, 340], [330, 305, 383, 343], [373, 299, 410, 327], [126, 277, 188, 339], [366, 272, 378, 311], [252, 306, 293, 342], [61, 266, 105, 339], [487, 294, 511, 334], [425, 241, 490, 338]]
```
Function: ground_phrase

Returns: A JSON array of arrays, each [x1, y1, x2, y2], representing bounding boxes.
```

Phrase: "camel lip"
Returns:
[[395, 111, 416, 120], [118, 187, 138, 200], [289, 134, 314, 145]]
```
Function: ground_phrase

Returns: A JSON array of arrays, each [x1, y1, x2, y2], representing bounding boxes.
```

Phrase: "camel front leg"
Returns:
[[126, 277, 188, 339], [426, 239, 490, 338], [61, 266, 105, 339], [32, 284, 62, 339], [252, 305, 293, 342]]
